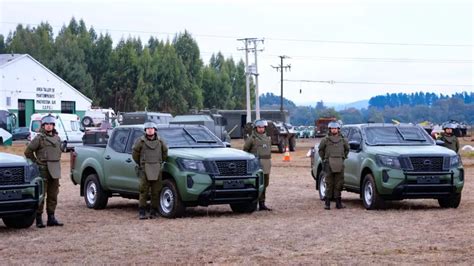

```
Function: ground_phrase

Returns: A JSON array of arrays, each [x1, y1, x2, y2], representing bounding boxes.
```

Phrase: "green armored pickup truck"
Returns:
[[311, 123, 464, 209], [1, 152, 44, 228], [70, 124, 264, 218]]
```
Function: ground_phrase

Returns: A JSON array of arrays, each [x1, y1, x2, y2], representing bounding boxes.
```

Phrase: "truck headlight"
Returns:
[[376, 155, 401, 169], [450, 155, 461, 167], [247, 157, 260, 173], [25, 162, 40, 182], [177, 159, 207, 173]]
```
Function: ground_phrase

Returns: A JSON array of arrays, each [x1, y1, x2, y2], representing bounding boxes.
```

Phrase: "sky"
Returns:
[[0, 0, 472, 106]]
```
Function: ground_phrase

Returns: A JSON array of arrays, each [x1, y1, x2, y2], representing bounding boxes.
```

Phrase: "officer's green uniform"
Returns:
[[132, 133, 168, 216], [243, 127, 272, 210], [25, 128, 63, 227], [318, 132, 349, 208], [438, 133, 459, 153]]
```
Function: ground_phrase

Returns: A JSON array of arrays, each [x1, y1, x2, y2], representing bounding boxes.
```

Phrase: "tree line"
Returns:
[[0, 18, 255, 114], [260, 92, 474, 125]]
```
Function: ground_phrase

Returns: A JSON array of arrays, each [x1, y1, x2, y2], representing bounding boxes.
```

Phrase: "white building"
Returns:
[[0, 54, 92, 127]]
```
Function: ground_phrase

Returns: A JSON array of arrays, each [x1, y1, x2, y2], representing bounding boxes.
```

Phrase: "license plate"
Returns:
[[223, 180, 245, 189], [0, 190, 22, 200], [417, 176, 440, 184]]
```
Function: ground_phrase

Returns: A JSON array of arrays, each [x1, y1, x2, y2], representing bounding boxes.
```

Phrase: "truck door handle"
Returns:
[[105, 155, 111, 160], [125, 158, 132, 163]]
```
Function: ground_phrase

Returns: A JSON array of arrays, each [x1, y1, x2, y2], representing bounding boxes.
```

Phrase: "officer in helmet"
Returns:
[[25, 114, 64, 228], [243, 119, 272, 211], [439, 123, 460, 153], [132, 122, 168, 219], [318, 121, 349, 210]]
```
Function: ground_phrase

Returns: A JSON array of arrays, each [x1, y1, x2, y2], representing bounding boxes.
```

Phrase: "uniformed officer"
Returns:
[[318, 121, 349, 210], [24, 114, 64, 228], [243, 119, 272, 211], [132, 122, 168, 219], [438, 123, 460, 153]]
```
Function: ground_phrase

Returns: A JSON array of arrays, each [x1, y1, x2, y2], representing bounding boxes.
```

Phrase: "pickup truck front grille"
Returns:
[[0, 167, 25, 185], [215, 160, 247, 176], [409, 157, 444, 172]]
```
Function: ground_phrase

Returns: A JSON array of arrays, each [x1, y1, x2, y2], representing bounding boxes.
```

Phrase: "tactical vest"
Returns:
[[323, 135, 346, 159], [441, 134, 458, 152], [250, 133, 271, 159], [139, 136, 163, 165], [38, 133, 62, 162]]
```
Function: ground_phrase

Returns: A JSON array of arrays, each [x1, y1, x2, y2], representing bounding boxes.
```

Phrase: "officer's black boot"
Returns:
[[36, 213, 45, 228], [259, 201, 272, 211], [47, 213, 64, 226], [336, 198, 346, 209], [149, 208, 159, 219], [324, 198, 331, 210], [139, 208, 147, 220]]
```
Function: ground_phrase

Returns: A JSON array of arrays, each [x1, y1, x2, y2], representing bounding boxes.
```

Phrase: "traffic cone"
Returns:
[[283, 146, 291, 162]]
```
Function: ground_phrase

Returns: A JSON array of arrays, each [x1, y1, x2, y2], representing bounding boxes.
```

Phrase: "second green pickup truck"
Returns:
[[311, 123, 464, 209], [70, 124, 263, 218]]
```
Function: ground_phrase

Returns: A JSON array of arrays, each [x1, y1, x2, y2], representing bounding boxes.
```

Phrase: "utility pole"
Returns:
[[251, 39, 264, 120], [237, 38, 257, 123], [272, 56, 291, 117]]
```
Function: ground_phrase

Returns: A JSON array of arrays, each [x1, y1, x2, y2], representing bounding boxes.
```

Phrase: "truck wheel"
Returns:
[[2, 212, 35, 228], [438, 193, 461, 208], [84, 174, 109, 209], [289, 136, 296, 152], [318, 171, 326, 201], [81, 116, 93, 127], [159, 179, 185, 218], [362, 174, 384, 210], [230, 200, 257, 213], [278, 140, 285, 153]]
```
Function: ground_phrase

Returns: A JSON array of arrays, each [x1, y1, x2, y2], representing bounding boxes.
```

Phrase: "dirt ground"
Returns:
[[1, 138, 473, 264]]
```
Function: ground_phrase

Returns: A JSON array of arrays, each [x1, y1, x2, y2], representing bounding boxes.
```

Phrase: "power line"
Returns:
[[1, 21, 472, 48], [284, 79, 472, 87], [272, 56, 291, 114]]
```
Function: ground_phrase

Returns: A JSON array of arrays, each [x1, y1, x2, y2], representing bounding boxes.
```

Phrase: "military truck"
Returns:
[[70, 124, 264, 218], [244, 120, 297, 153], [118, 111, 173, 126], [311, 123, 464, 209], [314, 117, 337, 137], [0, 152, 44, 228], [170, 114, 230, 143]]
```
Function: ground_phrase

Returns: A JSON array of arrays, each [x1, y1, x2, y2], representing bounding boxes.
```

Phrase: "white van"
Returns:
[[30, 113, 84, 151]]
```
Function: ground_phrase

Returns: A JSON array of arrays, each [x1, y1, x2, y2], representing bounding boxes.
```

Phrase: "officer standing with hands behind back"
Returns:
[[132, 122, 168, 219], [244, 119, 272, 211], [318, 121, 349, 210], [24, 114, 64, 228]]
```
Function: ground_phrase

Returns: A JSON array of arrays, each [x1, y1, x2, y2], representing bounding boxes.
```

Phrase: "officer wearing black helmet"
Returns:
[[132, 122, 168, 219], [438, 123, 460, 153], [243, 119, 272, 211], [25, 114, 64, 228], [318, 121, 349, 210]]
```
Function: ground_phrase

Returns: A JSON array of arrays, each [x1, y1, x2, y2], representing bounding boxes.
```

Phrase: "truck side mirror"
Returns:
[[349, 141, 361, 151], [435, 140, 445, 146]]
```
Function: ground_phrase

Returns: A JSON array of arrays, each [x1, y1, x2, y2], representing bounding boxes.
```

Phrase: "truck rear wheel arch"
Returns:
[[80, 167, 99, 196]]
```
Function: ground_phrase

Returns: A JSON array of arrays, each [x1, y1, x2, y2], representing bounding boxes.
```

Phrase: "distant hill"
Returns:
[[330, 100, 369, 111]]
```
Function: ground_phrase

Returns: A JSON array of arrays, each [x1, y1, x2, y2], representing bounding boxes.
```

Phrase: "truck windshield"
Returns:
[[364, 126, 434, 146], [158, 127, 223, 148]]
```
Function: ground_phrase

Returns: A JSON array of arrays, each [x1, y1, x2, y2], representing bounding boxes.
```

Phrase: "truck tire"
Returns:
[[438, 193, 461, 208], [84, 174, 109, 209], [230, 200, 257, 213], [2, 212, 35, 228], [159, 179, 185, 218], [289, 136, 296, 152], [362, 174, 384, 210], [278, 140, 285, 153], [81, 116, 93, 127], [318, 171, 326, 201]]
